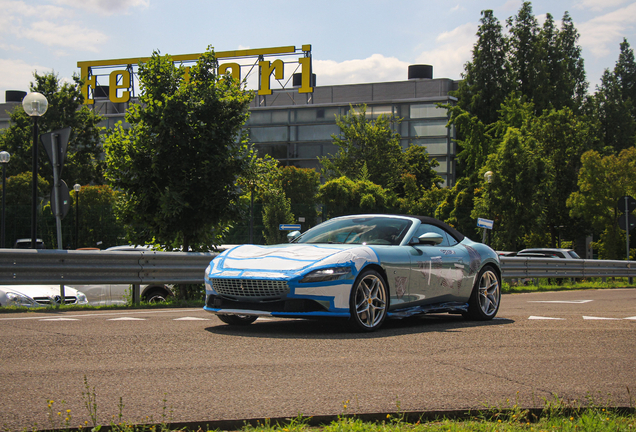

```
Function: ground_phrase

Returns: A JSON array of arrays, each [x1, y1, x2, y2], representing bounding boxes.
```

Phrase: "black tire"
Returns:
[[465, 265, 501, 320], [348, 269, 389, 332], [217, 314, 258, 326], [143, 289, 170, 303]]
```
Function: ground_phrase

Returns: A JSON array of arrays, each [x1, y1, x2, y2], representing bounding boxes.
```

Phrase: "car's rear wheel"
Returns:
[[465, 265, 501, 320], [348, 269, 389, 332], [217, 314, 258, 326]]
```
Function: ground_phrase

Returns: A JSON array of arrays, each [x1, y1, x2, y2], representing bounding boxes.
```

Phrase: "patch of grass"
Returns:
[[502, 277, 635, 294]]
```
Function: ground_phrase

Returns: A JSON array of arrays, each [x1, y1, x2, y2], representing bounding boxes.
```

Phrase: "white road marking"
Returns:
[[39, 318, 80, 321], [0, 308, 203, 321], [625, 316, 636, 320], [107, 317, 146, 321], [529, 316, 566, 320], [173, 317, 210, 321], [583, 316, 620, 320], [528, 300, 593, 304]]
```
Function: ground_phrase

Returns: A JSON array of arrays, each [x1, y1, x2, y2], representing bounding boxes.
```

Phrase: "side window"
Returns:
[[415, 224, 458, 247]]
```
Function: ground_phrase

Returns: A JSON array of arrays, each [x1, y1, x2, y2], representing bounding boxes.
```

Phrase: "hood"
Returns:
[[208, 244, 379, 279], [2, 285, 79, 298]]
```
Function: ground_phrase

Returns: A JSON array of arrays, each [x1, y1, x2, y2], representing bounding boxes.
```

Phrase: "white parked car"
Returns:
[[72, 245, 174, 305], [516, 248, 581, 259], [0, 285, 89, 308]]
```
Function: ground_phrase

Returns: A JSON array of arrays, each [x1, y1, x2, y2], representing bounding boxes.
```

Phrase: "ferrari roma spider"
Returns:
[[204, 214, 501, 331]]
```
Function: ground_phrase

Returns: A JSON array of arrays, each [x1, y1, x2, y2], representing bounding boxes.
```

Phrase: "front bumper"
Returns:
[[204, 294, 350, 318]]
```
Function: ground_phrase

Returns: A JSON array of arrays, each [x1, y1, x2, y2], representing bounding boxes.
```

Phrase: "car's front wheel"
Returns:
[[349, 269, 389, 332], [217, 314, 258, 326], [465, 265, 501, 320]]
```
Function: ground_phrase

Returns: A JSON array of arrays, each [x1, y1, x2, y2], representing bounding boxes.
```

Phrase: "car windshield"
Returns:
[[294, 216, 412, 245]]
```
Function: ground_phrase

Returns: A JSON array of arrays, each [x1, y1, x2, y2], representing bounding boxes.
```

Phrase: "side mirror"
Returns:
[[417, 232, 444, 245], [287, 231, 301, 242]]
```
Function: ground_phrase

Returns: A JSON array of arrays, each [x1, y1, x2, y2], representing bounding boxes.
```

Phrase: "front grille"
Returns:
[[206, 295, 325, 313], [211, 278, 289, 298], [33, 296, 77, 305]]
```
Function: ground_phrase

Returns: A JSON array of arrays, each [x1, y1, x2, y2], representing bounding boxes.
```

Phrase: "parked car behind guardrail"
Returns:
[[0, 284, 88, 307], [516, 248, 581, 259], [70, 245, 174, 305]]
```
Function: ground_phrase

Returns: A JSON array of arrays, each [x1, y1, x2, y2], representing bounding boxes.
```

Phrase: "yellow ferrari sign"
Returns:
[[77, 45, 313, 105]]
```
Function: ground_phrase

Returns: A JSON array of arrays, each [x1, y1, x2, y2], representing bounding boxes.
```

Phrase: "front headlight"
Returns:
[[300, 267, 352, 283], [5, 292, 37, 307], [76, 291, 88, 304]]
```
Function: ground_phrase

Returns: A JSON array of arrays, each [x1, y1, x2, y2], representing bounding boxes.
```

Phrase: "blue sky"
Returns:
[[1, 0, 636, 102]]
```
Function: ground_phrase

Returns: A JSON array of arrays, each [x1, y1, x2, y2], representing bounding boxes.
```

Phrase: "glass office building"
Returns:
[[246, 72, 459, 185]]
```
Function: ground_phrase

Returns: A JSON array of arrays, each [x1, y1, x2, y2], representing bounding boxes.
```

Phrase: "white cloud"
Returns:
[[415, 22, 477, 80], [311, 22, 478, 86], [501, 0, 522, 13], [578, 2, 636, 57], [54, 0, 149, 15], [313, 54, 410, 86], [26, 21, 108, 52], [0, 1, 108, 53], [575, 0, 630, 12], [0, 0, 108, 56], [0, 0, 68, 19], [0, 58, 52, 93]]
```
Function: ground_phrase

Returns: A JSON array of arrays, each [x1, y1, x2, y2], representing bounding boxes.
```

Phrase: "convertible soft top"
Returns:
[[398, 215, 466, 243]]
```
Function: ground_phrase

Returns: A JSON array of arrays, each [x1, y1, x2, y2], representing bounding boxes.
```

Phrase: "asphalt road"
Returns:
[[0, 289, 634, 430]]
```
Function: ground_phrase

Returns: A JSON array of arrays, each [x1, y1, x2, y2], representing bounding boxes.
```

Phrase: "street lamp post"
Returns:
[[0, 151, 10, 248], [22, 92, 48, 249], [74, 183, 80, 249]]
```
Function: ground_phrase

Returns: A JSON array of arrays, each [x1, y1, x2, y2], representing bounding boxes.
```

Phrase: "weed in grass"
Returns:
[[8, 382, 636, 432], [82, 376, 100, 430], [45, 399, 74, 432]]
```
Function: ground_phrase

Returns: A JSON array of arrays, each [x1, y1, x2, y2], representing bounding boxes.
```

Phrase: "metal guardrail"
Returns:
[[0, 249, 217, 285], [499, 256, 636, 278], [0, 250, 634, 288]]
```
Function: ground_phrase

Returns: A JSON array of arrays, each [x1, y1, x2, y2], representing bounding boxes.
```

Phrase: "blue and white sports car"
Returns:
[[204, 214, 501, 331]]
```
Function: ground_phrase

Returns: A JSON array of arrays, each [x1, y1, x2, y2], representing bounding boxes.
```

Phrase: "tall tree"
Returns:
[[555, 12, 588, 110], [278, 165, 320, 227], [401, 144, 443, 190], [0, 72, 104, 185], [533, 107, 596, 245], [593, 39, 636, 152], [473, 97, 548, 250], [507, 2, 541, 106], [533, 13, 558, 113], [567, 148, 636, 259], [320, 105, 404, 191], [533, 12, 587, 114], [321, 104, 441, 196], [455, 9, 509, 125], [104, 47, 254, 252], [318, 177, 393, 219], [615, 38, 636, 118]]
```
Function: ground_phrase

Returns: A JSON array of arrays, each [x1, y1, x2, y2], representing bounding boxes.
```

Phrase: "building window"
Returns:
[[409, 138, 448, 155], [297, 124, 340, 141], [255, 143, 287, 159], [408, 119, 448, 137], [410, 104, 447, 119], [250, 126, 288, 143]]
